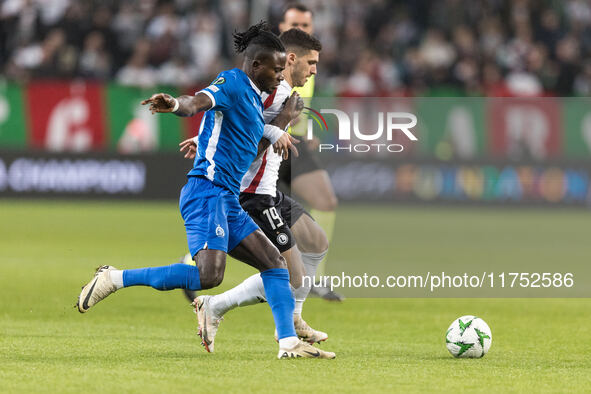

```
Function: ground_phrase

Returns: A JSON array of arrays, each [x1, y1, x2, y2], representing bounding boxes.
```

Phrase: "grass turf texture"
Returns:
[[1, 200, 590, 393]]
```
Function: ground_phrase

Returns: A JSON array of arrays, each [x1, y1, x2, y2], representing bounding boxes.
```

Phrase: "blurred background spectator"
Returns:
[[1, 0, 590, 95]]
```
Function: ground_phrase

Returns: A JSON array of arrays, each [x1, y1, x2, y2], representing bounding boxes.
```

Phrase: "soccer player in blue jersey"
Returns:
[[76, 22, 334, 359], [179, 29, 332, 353]]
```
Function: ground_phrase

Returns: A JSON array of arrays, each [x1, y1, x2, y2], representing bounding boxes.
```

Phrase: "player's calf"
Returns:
[[180, 253, 198, 303]]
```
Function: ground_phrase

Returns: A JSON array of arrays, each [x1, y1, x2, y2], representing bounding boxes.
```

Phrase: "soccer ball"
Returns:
[[445, 315, 492, 358]]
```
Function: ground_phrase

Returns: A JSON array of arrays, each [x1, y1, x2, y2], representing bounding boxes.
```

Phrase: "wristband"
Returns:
[[171, 98, 180, 113], [263, 125, 285, 144]]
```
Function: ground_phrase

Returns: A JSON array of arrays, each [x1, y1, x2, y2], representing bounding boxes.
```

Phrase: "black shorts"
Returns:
[[239, 190, 309, 253], [278, 140, 323, 190]]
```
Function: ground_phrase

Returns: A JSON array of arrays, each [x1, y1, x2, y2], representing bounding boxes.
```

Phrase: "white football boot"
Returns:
[[193, 295, 223, 353], [77, 265, 118, 313], [294, 315, 328, 343], [277, 340, 336, 359], [274, 315, 328, 344]]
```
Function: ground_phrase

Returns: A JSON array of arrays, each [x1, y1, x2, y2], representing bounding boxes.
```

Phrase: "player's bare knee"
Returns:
[[200, 269, 224, 289], [312, 232, 329, 254], [197, 256, 225, 289], [210, 271, 224, 287], [296, 235, 314, 254], [303, 225, 329, 254]]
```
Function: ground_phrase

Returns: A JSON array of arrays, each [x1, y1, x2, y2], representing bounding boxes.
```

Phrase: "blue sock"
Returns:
[[122, 264, 201, 291], [260, 268, 296, 339]]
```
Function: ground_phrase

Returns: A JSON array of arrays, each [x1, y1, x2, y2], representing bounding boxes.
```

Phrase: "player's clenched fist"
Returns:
[[141, 93, 177, 114]]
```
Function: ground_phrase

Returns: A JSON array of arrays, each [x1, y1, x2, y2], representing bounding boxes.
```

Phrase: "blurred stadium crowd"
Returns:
[[1, 0, 591, 96]]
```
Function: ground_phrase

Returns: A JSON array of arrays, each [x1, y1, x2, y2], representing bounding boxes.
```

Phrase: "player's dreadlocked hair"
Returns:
[[233, 21, 285, 57], [279, 28, 322, 55]]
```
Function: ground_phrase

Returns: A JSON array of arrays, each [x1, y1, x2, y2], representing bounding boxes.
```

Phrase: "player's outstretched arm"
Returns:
[[141, 93, 212, 117]]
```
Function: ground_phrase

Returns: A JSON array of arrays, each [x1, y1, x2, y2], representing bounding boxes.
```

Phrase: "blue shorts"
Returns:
[[180, 176, 259, 256]]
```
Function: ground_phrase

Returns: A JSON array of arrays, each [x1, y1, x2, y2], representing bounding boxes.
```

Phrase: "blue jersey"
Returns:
[[188, 68, 265, 194]]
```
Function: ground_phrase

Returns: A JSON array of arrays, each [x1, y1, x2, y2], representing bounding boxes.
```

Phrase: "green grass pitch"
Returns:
[[1, 200, 590, 393]]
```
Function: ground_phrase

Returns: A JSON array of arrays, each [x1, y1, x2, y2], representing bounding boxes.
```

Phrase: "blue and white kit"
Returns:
[[181, 68, 267, 255], [120, 67, 297, 343]]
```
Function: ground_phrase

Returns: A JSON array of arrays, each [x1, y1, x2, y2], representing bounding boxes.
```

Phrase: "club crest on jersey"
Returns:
[[213, 77, 225, 85], [277, 233, 289, 245], [215, 225, 225, 237]]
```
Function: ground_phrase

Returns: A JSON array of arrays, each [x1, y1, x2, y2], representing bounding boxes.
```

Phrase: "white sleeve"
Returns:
[[263, 125, 284, 144]]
